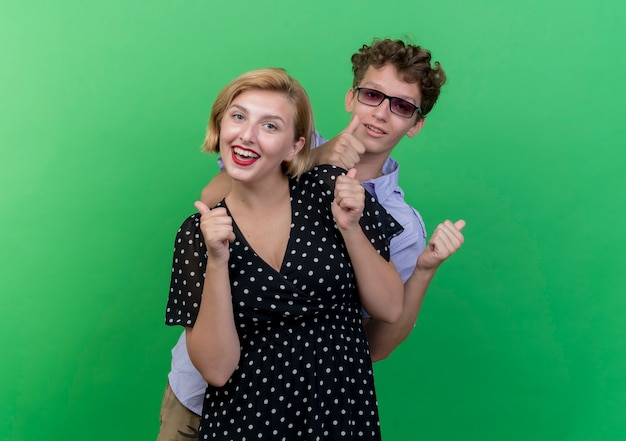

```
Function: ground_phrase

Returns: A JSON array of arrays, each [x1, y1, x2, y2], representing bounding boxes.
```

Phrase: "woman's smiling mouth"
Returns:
[[231, 146, 260, 165]]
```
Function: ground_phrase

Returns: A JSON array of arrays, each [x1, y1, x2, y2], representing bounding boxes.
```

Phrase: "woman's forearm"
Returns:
[[340, 227, 403, 323], [186, 262, 240, 387]]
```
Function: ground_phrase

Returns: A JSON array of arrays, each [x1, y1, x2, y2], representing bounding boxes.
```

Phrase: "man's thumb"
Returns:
[[342, 115, 360, 135]]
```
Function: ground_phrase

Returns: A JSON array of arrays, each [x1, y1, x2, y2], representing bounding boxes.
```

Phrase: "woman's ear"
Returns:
[[406, 118, 425, 138], [285, 136, 306, 161]]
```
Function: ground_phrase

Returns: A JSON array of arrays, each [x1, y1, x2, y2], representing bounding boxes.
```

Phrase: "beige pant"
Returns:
[[157, 383, 201, 441]]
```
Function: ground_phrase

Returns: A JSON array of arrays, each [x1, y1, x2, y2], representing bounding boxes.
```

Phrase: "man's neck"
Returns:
[[354, 154, 388, 182]]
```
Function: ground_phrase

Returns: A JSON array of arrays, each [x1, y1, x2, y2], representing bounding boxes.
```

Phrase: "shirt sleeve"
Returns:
[[165, 213, 207, 327], [312, 131, 327, 148]]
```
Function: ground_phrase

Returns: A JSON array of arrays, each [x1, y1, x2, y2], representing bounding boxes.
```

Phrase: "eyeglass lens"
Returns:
[[357, 88, 418, 118]]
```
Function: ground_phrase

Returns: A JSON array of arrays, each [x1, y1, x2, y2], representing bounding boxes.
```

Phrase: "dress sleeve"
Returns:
[[308, 165, 404, 261], [360, 190, 404, 261], [164, 213, 206, 327]]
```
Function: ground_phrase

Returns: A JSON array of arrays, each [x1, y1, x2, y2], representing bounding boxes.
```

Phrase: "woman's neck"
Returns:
[[225, 173, 291, 214]]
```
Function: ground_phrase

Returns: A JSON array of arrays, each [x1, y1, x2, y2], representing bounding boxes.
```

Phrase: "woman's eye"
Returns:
[[264, 122, 278, 130], [233, 113, 244, 121]]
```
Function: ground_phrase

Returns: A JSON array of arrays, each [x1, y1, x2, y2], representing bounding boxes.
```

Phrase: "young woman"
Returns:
[[165, 68, 403, 440]]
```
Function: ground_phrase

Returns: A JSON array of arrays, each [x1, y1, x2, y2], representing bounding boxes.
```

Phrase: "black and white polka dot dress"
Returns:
[[166, 166, 402, 440]]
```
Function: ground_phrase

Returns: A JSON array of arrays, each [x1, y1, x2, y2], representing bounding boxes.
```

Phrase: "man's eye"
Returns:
[[396, 102, 411, 111]]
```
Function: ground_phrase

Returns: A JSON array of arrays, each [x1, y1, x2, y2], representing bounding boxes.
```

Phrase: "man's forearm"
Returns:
[[201, 171, 232, 206], [364, 265, 438, 362]]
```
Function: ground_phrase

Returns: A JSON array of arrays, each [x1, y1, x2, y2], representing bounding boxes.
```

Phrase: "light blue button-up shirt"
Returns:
[[362, 157, 427, 282]]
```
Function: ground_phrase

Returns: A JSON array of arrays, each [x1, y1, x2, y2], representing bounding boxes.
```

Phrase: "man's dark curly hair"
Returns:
[[351, 38, 446, 120]]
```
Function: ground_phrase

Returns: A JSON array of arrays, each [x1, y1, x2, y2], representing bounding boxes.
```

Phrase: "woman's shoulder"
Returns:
[[176, 198, 226, 230], [174, 212, 202, 239], [297, 164, 349, 192]]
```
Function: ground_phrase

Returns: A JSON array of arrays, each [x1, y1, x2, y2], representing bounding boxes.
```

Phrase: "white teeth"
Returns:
[[366, 124, 384, 134], [233, 147, 259, 158]]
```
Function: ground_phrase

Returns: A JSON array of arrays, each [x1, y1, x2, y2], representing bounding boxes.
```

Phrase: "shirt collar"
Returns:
[[361, 157, 400, 201]]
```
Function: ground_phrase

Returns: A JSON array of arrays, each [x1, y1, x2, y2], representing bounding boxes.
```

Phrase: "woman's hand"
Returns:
[[332, 168, 365, 231], [194, 201, 235, 265]]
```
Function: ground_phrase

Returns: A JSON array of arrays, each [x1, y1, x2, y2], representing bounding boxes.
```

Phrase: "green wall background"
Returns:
[[1, 0, 625, 440]]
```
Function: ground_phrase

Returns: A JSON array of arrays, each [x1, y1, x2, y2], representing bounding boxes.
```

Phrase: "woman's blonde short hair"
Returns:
[[202, 68, 314, 178]]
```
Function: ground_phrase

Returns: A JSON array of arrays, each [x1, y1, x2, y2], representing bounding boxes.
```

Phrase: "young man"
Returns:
[[158, 38, 465, 440]]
